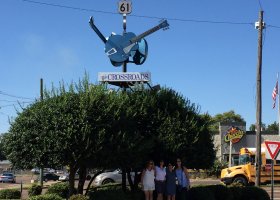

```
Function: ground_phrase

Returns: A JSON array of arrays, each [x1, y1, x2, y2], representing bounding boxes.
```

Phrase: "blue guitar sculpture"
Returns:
[[105, 20, 169, 64], [89, 17, 169, 66]]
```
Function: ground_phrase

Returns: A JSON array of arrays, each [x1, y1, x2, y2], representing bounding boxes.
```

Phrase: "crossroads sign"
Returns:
[[98, 72, 151, 82]]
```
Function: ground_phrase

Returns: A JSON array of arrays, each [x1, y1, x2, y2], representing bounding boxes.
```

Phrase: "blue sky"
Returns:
[[0, 0, 280, 133]]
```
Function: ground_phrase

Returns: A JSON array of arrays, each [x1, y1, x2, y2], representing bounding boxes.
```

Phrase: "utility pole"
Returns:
[[255, 10, 264, 187], [39, 78, 44, 187]]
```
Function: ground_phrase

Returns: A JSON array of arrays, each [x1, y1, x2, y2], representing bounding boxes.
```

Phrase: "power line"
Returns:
[[257, 0, 263, 11], [21, 0, 255, 26], [0, 91, 34, 100], [267, 25, 280, 29]]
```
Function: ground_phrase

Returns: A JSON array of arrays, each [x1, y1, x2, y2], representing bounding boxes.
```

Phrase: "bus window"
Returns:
[[239, 154, 250, 165], [276, 160, 280, 165], [250, 155, 255, 164]]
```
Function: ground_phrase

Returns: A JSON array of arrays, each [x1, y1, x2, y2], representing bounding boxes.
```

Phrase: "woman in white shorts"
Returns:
[[141, 160, 155, 200]]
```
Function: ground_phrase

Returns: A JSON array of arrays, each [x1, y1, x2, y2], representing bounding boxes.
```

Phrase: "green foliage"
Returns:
[[267, 121, 279, 132], [69, 194, 89, 200], [3, 74, 216, 193], [239, 186, 270, 200], [28, 184, 43, 196], [210, 110, 245, 132], [28, 193, 63, 200], [188, 185, 270, 200], [88, 184, 143, 200], [209, 159, 228, 178], [46, 182, 70, 199], [0, 188, 21, 199]]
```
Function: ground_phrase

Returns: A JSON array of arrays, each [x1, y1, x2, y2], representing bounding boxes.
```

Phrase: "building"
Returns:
[[214, 122, 280, 163]]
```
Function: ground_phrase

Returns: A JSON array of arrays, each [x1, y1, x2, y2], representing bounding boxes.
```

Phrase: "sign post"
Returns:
[[264, 141, 280, 200]]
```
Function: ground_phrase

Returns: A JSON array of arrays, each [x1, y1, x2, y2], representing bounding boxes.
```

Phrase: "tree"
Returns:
[[266, 121, 278, 132], [210, 110, 245, 132], [249, 123, 266, 131], [3, 79, 112, 195], [0, 134, 7, 161], [3, 77, 215, 194]]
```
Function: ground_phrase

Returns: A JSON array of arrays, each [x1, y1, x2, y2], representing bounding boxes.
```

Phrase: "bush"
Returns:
[[208, 159, 228, 178], [0, 188, 21, 199], [188, 185, 270, 200], [188, 185, 216, 200], [28, 193, 63, 200], [240, 186, 270, 200], [70, 194, 89, 200], [88, 184, 143, 200], [28, 184, 43, 196], [45, 182, 69, 198]]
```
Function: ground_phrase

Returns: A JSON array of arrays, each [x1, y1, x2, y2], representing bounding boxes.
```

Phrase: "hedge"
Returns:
[[88, 184, 270, 200], [28, 193, 63, 200], [0, 189, 21, 199], [28, 184, 43, 197]]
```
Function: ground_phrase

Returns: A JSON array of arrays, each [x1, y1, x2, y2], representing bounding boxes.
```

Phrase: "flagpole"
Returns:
[[278, 72, 280, 136]]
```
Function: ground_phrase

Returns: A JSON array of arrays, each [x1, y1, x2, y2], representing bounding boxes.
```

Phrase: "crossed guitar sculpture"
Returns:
[[89, 17, 169, 67]]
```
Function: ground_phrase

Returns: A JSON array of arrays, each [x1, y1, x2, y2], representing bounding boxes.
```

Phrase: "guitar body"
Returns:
[[105, 32, 139, 63]]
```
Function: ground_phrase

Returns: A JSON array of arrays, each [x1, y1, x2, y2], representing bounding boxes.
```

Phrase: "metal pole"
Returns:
[[277, 73, 280, 136], [122, 13, 127, 74], [271, 160, 274, 200], [39, 78, 44, 187], [229, 140, 232, 168], [255, 10, 264, 187]]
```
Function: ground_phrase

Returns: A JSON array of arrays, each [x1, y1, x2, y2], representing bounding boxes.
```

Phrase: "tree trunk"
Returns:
[[126, 168, 135, 191], [77, 166, 87, 194], [121, 167, 127, 192], [133, 169, 141, 190], [69, 165, 77, 197], [85, 169, 104, 196]]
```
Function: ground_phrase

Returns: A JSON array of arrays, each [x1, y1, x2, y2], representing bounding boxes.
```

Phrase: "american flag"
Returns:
[[272, 80, 278, 109]]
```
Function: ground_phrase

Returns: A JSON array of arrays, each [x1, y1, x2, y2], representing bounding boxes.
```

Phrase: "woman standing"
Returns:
[[175, 158, 190, 200], [165, 162, 176, 200], [141, 160, 155, 200], [155, 160, 166, 200]]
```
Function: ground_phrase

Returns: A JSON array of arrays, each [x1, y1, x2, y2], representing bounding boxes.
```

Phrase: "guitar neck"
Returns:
[[130, 24, 162, 44]]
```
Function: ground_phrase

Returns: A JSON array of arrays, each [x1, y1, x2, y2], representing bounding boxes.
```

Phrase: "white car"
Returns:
[[59, 174, 69, 182], [93, 169, 135, 186]]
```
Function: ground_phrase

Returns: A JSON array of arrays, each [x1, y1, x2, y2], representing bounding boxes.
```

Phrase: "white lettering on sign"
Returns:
[[98, 72, 151, 82]]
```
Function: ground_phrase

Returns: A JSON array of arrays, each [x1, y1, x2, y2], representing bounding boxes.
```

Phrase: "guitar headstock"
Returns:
[[159, 19, 169, 30]]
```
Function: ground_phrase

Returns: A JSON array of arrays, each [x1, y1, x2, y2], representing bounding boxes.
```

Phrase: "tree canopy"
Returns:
[[3, 77, 215, 194]]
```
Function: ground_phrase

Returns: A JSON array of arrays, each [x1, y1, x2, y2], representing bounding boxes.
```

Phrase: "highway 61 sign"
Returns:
[[118, 1, 132, 14]]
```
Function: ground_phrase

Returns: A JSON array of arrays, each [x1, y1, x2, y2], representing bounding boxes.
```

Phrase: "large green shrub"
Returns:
[[0, 188, 21, 199], [45, 182, 70, 198], [188, 185, 216, 200], [88, 184, 143, 200], [69, 194, 89, 200], [188, 185, 270, 200], [28, 193, 63, 200], [28, 184, 43, 196], [240, 186, 270, 200]]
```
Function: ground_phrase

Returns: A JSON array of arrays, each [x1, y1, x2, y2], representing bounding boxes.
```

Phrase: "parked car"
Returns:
[[31, 168, 40, 174], [0, 172, 16, 183], [93, 169, 135, 186], [39, 173, 59, 182], [59, 174, 69, 182]]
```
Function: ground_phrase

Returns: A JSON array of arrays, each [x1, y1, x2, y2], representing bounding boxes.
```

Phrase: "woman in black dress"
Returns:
[[165, 162, 176, 200]]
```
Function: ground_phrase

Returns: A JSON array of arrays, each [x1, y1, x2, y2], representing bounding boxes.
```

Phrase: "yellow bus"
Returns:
[[221, 146, 280, 185]]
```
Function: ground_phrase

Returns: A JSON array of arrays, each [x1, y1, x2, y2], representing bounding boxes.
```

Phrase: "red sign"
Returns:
[[264, 141, 280, 160], [224, 126, 245, 144]]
